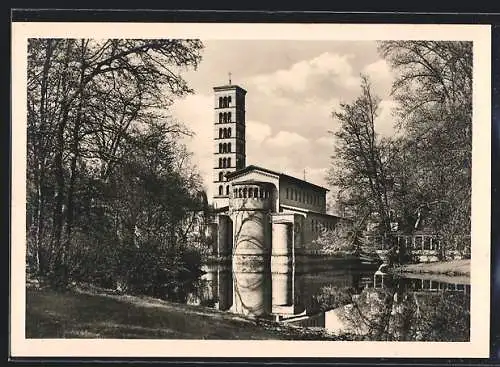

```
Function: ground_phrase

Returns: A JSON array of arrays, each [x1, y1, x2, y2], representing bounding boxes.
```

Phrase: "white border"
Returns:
[[11, 22, 491, 358]]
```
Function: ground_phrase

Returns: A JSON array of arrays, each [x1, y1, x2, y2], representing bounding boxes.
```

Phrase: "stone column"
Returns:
[[217, 268, 233, 311], [217, 216, 232, 257]]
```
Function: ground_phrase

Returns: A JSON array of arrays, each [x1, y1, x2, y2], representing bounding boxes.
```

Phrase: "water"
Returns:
[[173, 263, 470, 341]]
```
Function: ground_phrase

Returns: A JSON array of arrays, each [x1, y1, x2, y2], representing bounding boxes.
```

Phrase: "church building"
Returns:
[[209, 82, 345, 271]]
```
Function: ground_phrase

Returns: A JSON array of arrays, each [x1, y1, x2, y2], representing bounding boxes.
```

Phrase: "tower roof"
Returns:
[[213, 84, 247, 94]]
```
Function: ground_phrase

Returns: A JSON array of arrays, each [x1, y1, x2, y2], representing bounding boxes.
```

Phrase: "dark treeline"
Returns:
[[26, 38, 208, 295], [328, 41, 472, 260]]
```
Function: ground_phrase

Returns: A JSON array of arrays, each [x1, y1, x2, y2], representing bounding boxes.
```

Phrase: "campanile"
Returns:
[[212, 82, 247, 208]]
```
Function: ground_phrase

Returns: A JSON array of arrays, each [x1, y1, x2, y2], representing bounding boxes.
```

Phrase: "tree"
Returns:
[[328, 75, 393, 236], [378, 41, 472, 257], [26, 38, 204, 287]]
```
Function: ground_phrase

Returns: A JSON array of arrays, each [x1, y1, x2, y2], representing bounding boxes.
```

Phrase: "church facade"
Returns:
[[209, 82, 345, 271]]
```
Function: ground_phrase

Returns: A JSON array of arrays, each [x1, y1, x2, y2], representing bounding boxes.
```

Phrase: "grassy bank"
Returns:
[[395, 259, 470, 277], [26, 286, 338, 340]]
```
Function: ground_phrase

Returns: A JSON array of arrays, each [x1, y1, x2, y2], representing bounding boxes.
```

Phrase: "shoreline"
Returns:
[[393, 259, 470, 284], [26, 285, 341, 340]]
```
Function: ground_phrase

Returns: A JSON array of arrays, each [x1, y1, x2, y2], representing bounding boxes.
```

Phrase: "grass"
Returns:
[[395, 259, 470, 277], [26, 286, 338, 340]]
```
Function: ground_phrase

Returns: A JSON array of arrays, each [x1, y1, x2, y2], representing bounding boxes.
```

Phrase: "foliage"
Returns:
[[378, 41, 472, 258], [327, 41, 472, 260], [311, 285, 355, 313], [328, 75, 393, 237], [26, 38, 208, 291], [310, 221, 360, 255]]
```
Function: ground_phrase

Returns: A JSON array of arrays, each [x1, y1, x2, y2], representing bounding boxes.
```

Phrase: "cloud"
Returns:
[[247, 52, 360, 101], [170, 93, 214, 198], [266, 131, 309, 148], [247, 120, 272, 144], [375, 99, 397, 137], [362, 59, 394, 96], [316, 136, 333, 147]]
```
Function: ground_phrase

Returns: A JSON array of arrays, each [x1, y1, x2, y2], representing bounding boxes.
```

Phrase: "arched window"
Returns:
[[219, 143, 223, 153], [219, 128, 223, 139], [227, 157, 231, 167], [219, 113, 223, 123], [227, 143, 231, 152], [223, 96, 228, 108], [243, 187, 247, 198], [218, 185, 223, 196], [219, 97, 223, 108], [219, 172, 224, 182], [219, 158, 222, 168], [223, 128, 227, 138], [222, 143, 226, 153], [227, 127, 231, 137], [228, 96, 232, 105], [226, 185, 230, 196], [227, 112, 231, 122], [222, 158, 227, 168]]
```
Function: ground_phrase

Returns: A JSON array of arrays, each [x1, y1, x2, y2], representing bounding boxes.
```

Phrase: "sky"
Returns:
[[170, 40, 397, 205]]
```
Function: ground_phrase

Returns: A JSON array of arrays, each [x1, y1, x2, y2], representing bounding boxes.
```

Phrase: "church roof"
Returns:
[[226, 165, 329, 192]]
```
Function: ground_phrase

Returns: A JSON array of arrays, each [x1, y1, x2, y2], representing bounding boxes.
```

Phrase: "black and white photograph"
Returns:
[[10, 22, 491, 358]]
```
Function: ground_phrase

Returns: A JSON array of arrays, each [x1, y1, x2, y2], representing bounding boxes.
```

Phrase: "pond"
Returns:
[[171, 262, 470, 341]]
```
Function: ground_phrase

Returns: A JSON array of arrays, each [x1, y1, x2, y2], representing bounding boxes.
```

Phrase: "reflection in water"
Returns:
[[183, 264, 470, 341], [233, 271, 272, 317]]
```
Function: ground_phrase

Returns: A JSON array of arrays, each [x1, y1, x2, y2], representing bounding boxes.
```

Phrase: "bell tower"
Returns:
[[213, 81, 247, 209]]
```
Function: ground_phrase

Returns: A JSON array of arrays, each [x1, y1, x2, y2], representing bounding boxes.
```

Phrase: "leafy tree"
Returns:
[[327, 75, 393, 237], [26, 38, 205, 288], [378, 41, 472, 257]]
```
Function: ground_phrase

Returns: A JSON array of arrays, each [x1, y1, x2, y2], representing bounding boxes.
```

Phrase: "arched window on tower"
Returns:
[[227, 127, 231, 137], [219, 158, 222, 168], [219, 172, 224, 182], [227, 143, 231, 152], [228, 96, 232, 105], [223, 128, 227, 138], [219, 185, 223, 196], [219, 113, 223, 124], [223, 96, 228, 107], [219, 97, 223, 108], [219, 128, 223, 139], [222, 143, 227, 153], [226, 185, 230, 196], [219, 143, 223, 153], [227, 112, 231, 122], [227, 157, 231, 167], [222, 158, 227, 168]]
